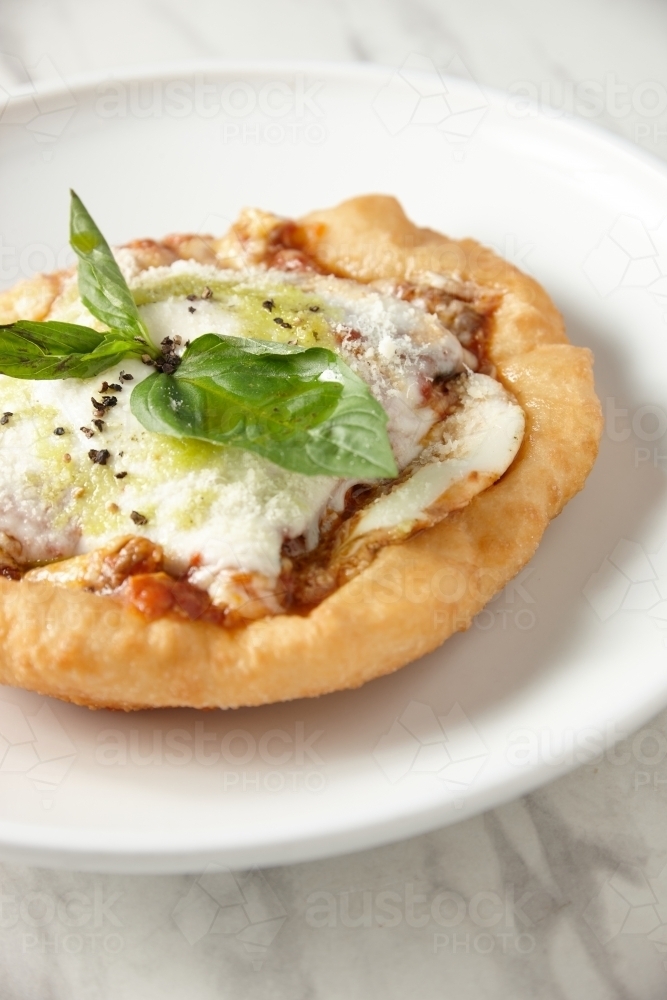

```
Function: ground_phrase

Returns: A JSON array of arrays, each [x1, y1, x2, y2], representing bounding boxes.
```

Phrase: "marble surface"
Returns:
[[1, 1, 667, 997]]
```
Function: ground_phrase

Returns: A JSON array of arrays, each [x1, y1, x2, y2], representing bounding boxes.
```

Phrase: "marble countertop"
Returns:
[[1, 1, 667, 997]]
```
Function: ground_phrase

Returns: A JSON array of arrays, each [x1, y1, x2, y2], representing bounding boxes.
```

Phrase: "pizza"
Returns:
[[0, 193, 602, 709]]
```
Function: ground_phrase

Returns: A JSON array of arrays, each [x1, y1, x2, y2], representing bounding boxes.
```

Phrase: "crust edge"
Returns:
[[0, 195, 603, 709]]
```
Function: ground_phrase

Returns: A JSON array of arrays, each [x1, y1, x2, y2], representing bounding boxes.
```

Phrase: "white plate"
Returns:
[[1, 62, 666, 873]]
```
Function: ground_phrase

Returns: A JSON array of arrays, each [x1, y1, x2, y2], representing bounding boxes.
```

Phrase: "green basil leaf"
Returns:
[[275, 361, 399, 479], [130, 333, 342, 441], [3, 320, 105, 355], [130, 334, 398, 479], [67, 334, 145, 377], [0, 322, 139, 379], [69, 190, 154, 352], [0, 194, 157, 380]]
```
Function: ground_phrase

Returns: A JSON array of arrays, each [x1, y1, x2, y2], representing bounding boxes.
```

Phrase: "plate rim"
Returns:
[[8, 56, 667, 186], [2, 59, 667, 872]]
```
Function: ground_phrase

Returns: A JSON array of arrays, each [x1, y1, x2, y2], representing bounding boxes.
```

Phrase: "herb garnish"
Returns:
[[131, 334, 397, 478], [69, 191, 157, 353], [0, 193, 398, 479]]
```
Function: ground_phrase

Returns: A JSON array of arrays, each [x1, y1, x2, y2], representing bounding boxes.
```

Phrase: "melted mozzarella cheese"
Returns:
[[0, 356, 336, 580], [350, 374, 525, 537], [130, 262, 471, 469], [0, 258, 524, 604]]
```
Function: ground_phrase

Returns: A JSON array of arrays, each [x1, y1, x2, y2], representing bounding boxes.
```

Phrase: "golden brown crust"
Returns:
[[0, 196, 602, 709], [0, 272, 67, 324]]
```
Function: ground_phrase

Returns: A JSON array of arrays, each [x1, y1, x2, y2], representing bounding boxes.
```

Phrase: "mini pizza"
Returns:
[[0, 193, 602, 710]]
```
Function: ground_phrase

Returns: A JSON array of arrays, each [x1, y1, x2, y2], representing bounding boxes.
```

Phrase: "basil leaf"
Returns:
[[66, 334, 145, 377], [0, 322, 139, 379], [0, 194, 157, 380], [131, 333, 342, 442], [274, 361, 399, 479], [2, 320, 105, 355], [69, 190, 154, 352], [131, 334, 398, 479]]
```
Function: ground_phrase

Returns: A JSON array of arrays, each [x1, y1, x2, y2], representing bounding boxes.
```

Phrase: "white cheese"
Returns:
[[351, 373, 525, 537], [131, 263, 469, 470], [0, 357, 336, 580], [0, 258, 524, 606]]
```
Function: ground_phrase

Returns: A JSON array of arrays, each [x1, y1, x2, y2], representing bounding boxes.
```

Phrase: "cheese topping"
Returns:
[[350, 373, 525, 538], [0, 257, 524, 612]]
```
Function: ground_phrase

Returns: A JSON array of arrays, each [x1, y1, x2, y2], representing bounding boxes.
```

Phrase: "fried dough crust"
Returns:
[[0, 196, 602, 709]]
